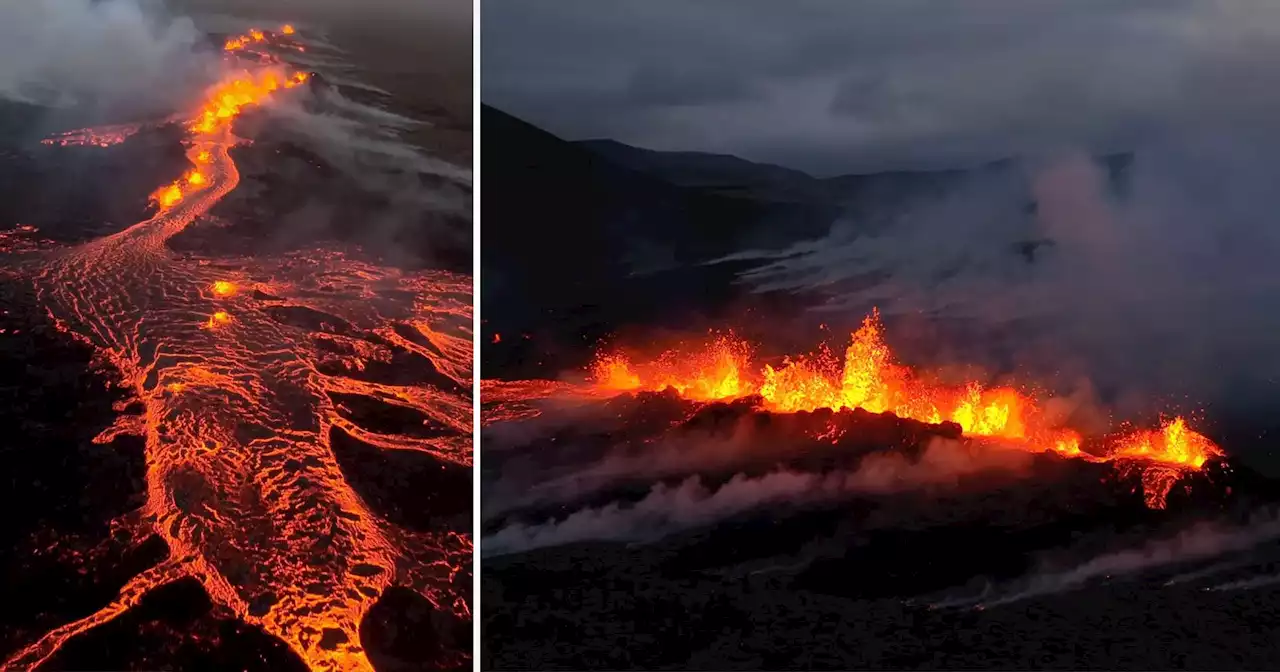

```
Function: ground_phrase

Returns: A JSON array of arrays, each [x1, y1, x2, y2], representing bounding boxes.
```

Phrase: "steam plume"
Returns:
[[739, 148, 1280, 419], [0, 0, 217, 118], [928, 511, 1280, 608], [482, 437, 1034, 556]]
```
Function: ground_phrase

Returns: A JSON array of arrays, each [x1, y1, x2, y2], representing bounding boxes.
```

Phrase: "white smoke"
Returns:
[[482, 437, 1035, 556], [1206, 571, 1280, 592], [1163, 556, 1254, 587], [927, 510, 1280, 609], [0, 0, 219, 117], [736, 147, 1280, 419], [483, 469, 828, 556], [269, 95, 472, 187]]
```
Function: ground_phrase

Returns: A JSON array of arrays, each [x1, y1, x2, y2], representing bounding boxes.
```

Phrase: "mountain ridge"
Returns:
[[480, 104, 1134, 380]]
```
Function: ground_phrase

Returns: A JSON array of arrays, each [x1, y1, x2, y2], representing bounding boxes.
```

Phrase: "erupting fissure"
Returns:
[[149, 46, 309, 212], [497, 311, 1222, 510], [5, 26, 472, 672]]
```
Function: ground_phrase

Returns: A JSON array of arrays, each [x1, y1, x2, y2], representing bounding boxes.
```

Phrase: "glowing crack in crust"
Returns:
[[3, 27, 471, 672], [40, 123, 143, 148], [485, 311, 1223, 510]]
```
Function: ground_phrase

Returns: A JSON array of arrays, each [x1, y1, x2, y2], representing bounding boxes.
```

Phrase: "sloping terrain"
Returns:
[[0, 23, 471, 672], [481, 390, 1280, 670]]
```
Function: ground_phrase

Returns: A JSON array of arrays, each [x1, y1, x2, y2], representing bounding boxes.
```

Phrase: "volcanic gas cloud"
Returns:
[[2, 26, 472, 672], [486, 310, 1223, 511]]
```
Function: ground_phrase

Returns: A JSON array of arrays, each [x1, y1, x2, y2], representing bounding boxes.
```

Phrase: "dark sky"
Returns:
[[483, 0, 1280, 175]]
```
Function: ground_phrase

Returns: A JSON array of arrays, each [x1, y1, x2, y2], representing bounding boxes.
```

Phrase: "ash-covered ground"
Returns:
[[482, 392, 1280, 670], [0, 4, 472, 670]]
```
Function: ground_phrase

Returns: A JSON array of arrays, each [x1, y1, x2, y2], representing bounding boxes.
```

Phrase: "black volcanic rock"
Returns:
[[39, 578, 309, 672], [482, 392, 1280, 670], [169, 97, 472, 275], [330, 425, 472, 532], [481, 382, 1280, 668], [581, 136, 1136, 209], [361, 587, 471, 672], [481, 106, 837, 379], [0, 102, 188, 242], [484, 391, 1275, 533], [578, 138, 826, 200]]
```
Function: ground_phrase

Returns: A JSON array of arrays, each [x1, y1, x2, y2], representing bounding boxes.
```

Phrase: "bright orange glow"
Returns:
[[592, 353, 643, 391], [203, 310, 232, 329], [587, 311, 1223, 509], [153, 30, 309, 212], [151, 184, 183, 209], [250, 29, 265, 42], [2, 23, 473, 672], [1112, 416, 1217, 468], [41, 123, 141, 148], [1109, 416, 1223, 507], [282, 24, 296, 35], [210, 280, 237, 297], [591, 335, 752, 401], [188, 69, 300, 135]]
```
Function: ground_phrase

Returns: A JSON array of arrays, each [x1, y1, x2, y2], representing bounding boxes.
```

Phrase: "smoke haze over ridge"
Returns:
[[0, 0, 219, 119], [732, 148, 1280, 429]]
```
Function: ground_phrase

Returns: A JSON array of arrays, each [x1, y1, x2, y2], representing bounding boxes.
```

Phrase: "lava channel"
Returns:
[[3, 26, 472, 672]]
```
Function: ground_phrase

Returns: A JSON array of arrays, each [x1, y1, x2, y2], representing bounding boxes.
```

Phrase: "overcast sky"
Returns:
[[483, 1, 1280, 175]]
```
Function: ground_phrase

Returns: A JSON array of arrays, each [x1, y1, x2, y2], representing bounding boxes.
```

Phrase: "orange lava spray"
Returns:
[[584, 311, 1222, 509]]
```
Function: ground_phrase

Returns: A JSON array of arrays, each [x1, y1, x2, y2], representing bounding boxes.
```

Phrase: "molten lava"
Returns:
[[151, 184, 184, 209], [551, 310, 1223, 508], [151, 42, 309, 215], [6, 26, 472, 672], [41, 123, 142, 148], [225, 27, 286, 52], [210, 280, 237, 297], [189, 69, 309, 136], [202, 310, 232, 329]]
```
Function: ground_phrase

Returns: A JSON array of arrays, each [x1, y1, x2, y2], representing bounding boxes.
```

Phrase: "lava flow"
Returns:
[[3, 27, 471, 672], [486, 311, 1223, 510], [40, 123, 143, 149]]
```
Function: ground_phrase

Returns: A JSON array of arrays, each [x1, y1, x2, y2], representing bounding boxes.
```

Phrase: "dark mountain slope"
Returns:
[[480, 106, 837, 379], [481, 106, 1136, 380]]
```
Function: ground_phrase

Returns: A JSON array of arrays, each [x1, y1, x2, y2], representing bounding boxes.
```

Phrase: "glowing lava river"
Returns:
[[1, 28, 471, 672]]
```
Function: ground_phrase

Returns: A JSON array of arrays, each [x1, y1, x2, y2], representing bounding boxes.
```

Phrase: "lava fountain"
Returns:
[[486, 310, 1222, 510], [3, 27, 472, 672]]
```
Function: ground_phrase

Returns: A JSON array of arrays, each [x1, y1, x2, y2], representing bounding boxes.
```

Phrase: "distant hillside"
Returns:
[[577, 138, 824, 201], [577, 137, 1134, 216], [480, 106, 838, 378], [481, 106, 839, 277], [0, 101, 189, 243], [481, 105, 1134, 379]]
